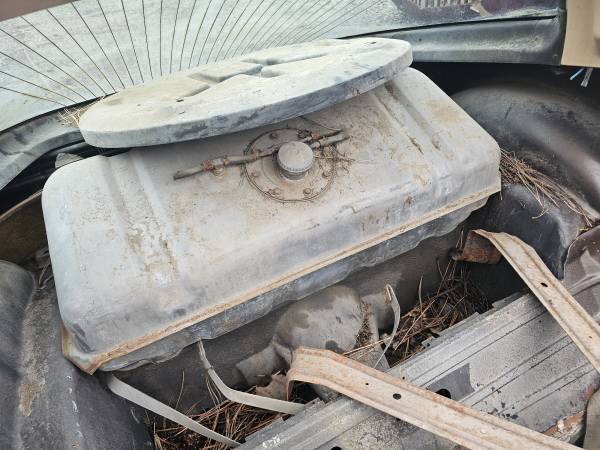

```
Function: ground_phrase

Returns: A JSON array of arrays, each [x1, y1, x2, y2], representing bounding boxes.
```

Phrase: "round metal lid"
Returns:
[[277, 141, 314, 179], [78, 38, 412, 148]]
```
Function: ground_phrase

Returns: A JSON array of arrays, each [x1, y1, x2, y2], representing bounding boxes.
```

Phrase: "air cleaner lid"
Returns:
[[78, 38, 412, 148]]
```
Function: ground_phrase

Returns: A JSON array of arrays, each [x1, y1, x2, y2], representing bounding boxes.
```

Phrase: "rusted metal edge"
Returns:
[[543, 412, 585, 444], [286, 347, 576, 450], [474, 230, 600, 373], [63, 187, 498, 373], [0, 190, 42, 223], [451, 230, 502, 264]]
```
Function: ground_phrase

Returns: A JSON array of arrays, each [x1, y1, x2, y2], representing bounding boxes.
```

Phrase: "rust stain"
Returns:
[[451, 230, 502, 264], [427, 100, 461, 124], [543, 411, 584, 442]]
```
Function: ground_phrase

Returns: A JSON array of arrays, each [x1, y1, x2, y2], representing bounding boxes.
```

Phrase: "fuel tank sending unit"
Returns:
[[42, 38, 500, 373]]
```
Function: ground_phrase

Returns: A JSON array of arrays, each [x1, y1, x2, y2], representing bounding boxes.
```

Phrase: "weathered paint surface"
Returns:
[[43, 67, 500, 372]]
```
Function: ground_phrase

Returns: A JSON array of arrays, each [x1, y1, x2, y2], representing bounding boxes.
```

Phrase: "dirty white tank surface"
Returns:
[[43, 45, 499, 373]]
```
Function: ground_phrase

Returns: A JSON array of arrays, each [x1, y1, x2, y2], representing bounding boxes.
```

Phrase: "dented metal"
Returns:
[[44, 67, 500, 373]]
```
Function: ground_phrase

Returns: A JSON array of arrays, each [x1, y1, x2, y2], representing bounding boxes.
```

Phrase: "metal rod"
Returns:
[[173, 131, 347, 180]]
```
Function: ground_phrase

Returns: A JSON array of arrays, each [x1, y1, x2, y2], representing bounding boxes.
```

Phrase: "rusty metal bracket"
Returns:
[[451, 230, 502, 264], [472, 230, 600, 373], [287, 347, 576, 450]]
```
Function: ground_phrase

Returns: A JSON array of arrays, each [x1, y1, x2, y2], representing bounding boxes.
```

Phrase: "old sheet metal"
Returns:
[[286, 347, 575, 450], [474, 230, 600, 373]]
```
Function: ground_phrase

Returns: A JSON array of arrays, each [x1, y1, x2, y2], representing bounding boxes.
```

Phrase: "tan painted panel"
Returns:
[[562, 0, 600, 67]]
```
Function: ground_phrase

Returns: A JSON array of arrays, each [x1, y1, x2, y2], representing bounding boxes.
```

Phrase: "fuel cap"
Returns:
[[277, 141, 314, 180]]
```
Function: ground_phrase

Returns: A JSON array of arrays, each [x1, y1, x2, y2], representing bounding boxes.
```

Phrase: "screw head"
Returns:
[[303, 188, 313, 195]]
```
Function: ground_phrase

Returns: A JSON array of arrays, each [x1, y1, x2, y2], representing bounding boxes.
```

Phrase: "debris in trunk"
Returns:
[[152, 237, 489, 448], [500, 150, 595, 228], [345, 242, 489, 367], [152, 384, 304, 450]]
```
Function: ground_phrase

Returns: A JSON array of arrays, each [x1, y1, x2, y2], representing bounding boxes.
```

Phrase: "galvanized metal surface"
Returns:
[[79, 38, 412, 147], [474, 230, 600, 373], [241, 230, 600, 449], [43, 68, 500, 372], [236, 285, 391, 388], [286, 347, 575, 450]]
